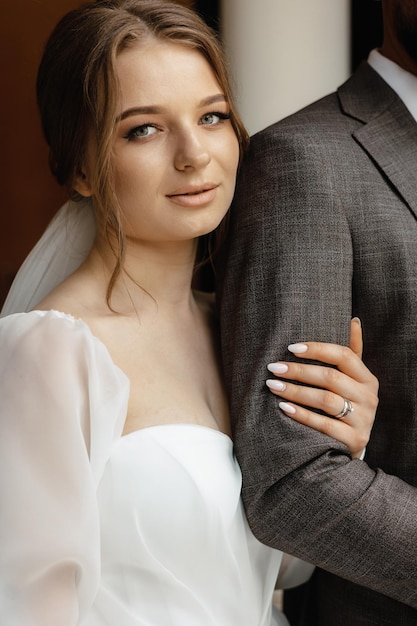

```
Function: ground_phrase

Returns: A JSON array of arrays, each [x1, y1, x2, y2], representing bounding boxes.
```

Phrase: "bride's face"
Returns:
[[87, 40, 240, 248]]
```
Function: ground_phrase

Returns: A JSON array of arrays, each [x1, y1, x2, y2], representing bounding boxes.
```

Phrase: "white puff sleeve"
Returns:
[[0, 311, 129, 625]]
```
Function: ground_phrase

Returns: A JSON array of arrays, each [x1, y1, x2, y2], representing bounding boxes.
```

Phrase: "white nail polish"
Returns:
[[267, 363, 288, 374], [288, 343, 308, 354], [266, 379, 286, 391], [279, 402, 296, 415]]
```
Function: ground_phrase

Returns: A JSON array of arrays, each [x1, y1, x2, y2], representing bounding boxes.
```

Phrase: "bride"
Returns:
[[0, 1, 377, 624]]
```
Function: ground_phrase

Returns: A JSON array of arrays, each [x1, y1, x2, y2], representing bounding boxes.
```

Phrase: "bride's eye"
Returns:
[[200, 111, 231, 126], [125, 124, 158, 141]]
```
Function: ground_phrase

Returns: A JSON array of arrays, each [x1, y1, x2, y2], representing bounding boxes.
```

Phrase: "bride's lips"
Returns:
[[167, 183, 219, 207]]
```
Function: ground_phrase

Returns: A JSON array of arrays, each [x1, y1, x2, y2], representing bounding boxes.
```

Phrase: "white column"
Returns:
[[221, 0, 351, 135]]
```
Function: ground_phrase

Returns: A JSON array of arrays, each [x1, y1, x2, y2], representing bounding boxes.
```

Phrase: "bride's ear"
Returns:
[[73, 169, 93, 197]]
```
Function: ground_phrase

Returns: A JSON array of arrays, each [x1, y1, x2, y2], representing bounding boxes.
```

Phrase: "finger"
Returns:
[[266, 375, 374, 424], [349, 317, 363, 359], [266, 377, 352, 417], [278, 401, 369, 458], [267, 359, 373, 401], [284, 341, 374, 383]]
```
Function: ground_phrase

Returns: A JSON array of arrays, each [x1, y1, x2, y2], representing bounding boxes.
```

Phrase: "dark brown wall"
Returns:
[[0, 0, 196, 308]]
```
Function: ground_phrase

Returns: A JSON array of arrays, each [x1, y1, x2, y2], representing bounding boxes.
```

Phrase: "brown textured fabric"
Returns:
[[217, 62, 417, 623]]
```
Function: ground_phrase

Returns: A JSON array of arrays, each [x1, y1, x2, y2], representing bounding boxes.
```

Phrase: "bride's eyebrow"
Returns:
[[199, 93, 227, 106], [116, 93, 227, 123], [117, 105, 162, 122]]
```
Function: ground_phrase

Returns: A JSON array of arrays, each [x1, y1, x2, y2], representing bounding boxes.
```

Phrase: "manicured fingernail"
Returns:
[[267, 363, 288, 374], [279, 402, 296, 415], [288, 343, 308, 354], [266, 379, 286, 391]]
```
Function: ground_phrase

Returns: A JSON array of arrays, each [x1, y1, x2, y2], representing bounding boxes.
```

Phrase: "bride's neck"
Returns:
[[87, 236, 199, 314]]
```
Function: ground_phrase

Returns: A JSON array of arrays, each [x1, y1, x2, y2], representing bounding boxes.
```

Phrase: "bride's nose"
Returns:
[[173, 130, 211, 171]]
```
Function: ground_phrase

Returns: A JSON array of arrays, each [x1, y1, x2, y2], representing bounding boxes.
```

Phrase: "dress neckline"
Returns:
[[120, 423, 233, 445]]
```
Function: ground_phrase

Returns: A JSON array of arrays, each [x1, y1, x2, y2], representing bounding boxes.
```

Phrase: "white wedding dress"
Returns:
[[0, 201, 313, 625]]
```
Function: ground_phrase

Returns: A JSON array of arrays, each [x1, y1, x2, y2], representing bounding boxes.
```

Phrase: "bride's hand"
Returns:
[[265, 318, 379, 458]]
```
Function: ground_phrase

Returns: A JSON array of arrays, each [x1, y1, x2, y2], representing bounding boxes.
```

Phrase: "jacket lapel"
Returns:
[[339, 62, 417, 219]]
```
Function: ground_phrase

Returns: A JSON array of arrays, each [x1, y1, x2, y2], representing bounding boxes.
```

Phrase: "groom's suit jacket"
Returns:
[[218, 62, 417, 624]]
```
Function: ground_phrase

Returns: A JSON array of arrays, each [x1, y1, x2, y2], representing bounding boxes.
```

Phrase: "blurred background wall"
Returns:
[[222, 0, 383, 135], [222, 0, 350, 135], [0, 0, 382, 306]]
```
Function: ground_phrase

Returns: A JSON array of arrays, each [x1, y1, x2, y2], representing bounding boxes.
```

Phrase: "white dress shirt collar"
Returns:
[[367, 48, 417, 122]]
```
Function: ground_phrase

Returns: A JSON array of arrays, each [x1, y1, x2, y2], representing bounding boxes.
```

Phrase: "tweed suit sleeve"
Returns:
[[218, 109, 417, 607]]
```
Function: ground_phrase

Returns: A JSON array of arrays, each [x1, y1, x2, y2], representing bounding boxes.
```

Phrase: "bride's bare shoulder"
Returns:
[[34, 263, 102, 318]]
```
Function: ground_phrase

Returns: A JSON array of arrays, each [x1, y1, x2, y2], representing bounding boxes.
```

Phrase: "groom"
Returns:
[[219, 0, 417, 624]]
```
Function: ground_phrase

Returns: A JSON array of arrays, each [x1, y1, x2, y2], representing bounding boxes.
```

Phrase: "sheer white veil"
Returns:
[[1, 198, 96, 317]]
